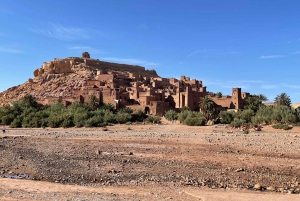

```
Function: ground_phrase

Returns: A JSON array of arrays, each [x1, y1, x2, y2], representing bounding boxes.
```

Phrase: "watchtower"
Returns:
[[82, 52, 90, 58]]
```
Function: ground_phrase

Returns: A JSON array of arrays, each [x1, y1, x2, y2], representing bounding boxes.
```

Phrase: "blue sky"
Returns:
[[1, 0, 300, 103]]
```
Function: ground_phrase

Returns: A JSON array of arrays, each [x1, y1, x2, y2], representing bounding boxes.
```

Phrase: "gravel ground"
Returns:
[[0, 124, 300, 200]]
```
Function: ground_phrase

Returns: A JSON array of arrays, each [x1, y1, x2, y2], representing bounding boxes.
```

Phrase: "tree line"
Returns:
[[164, 92, 300, 129], [0, 93, 298, 129], [0, 95, 161, 128]]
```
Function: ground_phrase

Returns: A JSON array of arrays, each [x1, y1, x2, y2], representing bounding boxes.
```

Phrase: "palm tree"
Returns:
[[274, 93, 291, 107], [245, 94, 268, 112], [199, 96, 216, 121]]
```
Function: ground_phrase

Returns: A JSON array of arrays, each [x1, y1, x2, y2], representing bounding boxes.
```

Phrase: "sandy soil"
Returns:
[[1, 123, 300, 200]]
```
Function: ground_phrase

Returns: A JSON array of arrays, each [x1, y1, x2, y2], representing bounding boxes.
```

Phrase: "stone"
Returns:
[[254, 183, 262, 190], [266, 186, 275, 191], [95, 150, 102, 155], [235, 168, 245, 172]]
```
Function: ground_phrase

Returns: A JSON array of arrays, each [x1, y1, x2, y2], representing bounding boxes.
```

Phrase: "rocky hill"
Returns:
[[0, 52, 158, 106]]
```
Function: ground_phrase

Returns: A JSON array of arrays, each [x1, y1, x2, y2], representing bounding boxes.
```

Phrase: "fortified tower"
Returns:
[[82, 52, 90, 58], [232, 88, 242, 109]]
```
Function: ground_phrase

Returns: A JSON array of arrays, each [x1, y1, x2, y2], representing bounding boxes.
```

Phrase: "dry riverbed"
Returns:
[[1, 124, 300, 200]]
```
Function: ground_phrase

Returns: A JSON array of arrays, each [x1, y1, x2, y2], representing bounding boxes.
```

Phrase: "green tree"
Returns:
[[133, 110, 146, 122], [116, 112, 132, 124], [88, 95, 99, 110], [119, 107, 133, 114], [252, 105, 273, 125], [183, 111, 206, 126], [245, 94, 268, 112], [21, 94, 40, 109], [274, 93, 291, 107], [199, 96, 216, 121], [219, 111, 235, 124], [145, 115, 161, 124], [177, 110, 191, 123], [215, 92, 222, 98]]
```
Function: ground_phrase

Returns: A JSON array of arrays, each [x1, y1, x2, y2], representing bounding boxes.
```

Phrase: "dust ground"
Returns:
[[1, 123, 300, 200]]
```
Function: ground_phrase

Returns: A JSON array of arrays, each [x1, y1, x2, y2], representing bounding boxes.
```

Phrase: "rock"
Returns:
[[254, 183, 262, 190], [95, 150, 102, 155], [267, 186, 275, 191], [278, 187, 284, 192], [235, 168, 245, 172]]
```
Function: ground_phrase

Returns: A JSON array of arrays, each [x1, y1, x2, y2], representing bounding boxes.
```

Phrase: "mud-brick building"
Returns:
[[36, 52, 251, 116]]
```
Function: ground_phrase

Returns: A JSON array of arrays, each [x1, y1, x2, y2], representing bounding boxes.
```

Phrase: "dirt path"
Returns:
[[1, 178, 298, 201], [1, 124, 300, 200]]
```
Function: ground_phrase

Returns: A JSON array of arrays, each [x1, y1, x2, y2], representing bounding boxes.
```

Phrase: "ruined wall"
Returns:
[[34, 59, 74, 77]]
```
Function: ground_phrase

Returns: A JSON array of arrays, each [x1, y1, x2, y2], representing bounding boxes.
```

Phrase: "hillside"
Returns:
[[0, 52, 157, 106], [0, 52, 251, 116]]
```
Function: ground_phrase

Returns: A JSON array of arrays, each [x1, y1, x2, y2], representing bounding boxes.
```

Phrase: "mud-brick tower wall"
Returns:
[[232, 88, 242, 109]]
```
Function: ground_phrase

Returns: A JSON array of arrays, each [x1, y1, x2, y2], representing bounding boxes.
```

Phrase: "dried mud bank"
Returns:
[[1, 125, 300, 200]]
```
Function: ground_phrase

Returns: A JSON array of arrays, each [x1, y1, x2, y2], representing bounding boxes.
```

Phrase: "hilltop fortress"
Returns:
[[0, 52, 250, 115]]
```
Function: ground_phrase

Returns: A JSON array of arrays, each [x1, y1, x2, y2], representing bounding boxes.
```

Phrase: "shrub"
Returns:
[[177, 110, 191, 123], [133, 110, 146, 122], [74, 112, 89, 127], [47, 115, 64, 128], [119, 107, 133, 114], [240, 109, 255, 123], [1, 114, 15, 125], [292, 122, 300, 126], [103, 110, 116, 124], [10, 118, 23, 128], [230, 119, 246, 128], [116, 112, 132, 124], [180, 106, 190, 112], [272, 123, 291, 130], [183, 116, 206, 126], [243, 130, 249, 134], [252, 106, 273, 125], [165, 110, 178, 121], [61, 114, 74, 128], [145, 115, 161, 124], [219, 111, 235, 124]]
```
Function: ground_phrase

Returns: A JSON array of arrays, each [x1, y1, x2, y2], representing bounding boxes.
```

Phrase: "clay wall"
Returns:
[[126, 105, 145, 113], [211, 98, 233, 109], [180, 76, 190, 81], [86, 80, 103, 86], [96, 74, 114, 82], [169, 78, 178, 85], [102, 88, 117, 105], [241, 92, 250, 100], [149, 101, 169, 116], [97, 70, 108, 75], [88, 60, 146, 73]]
